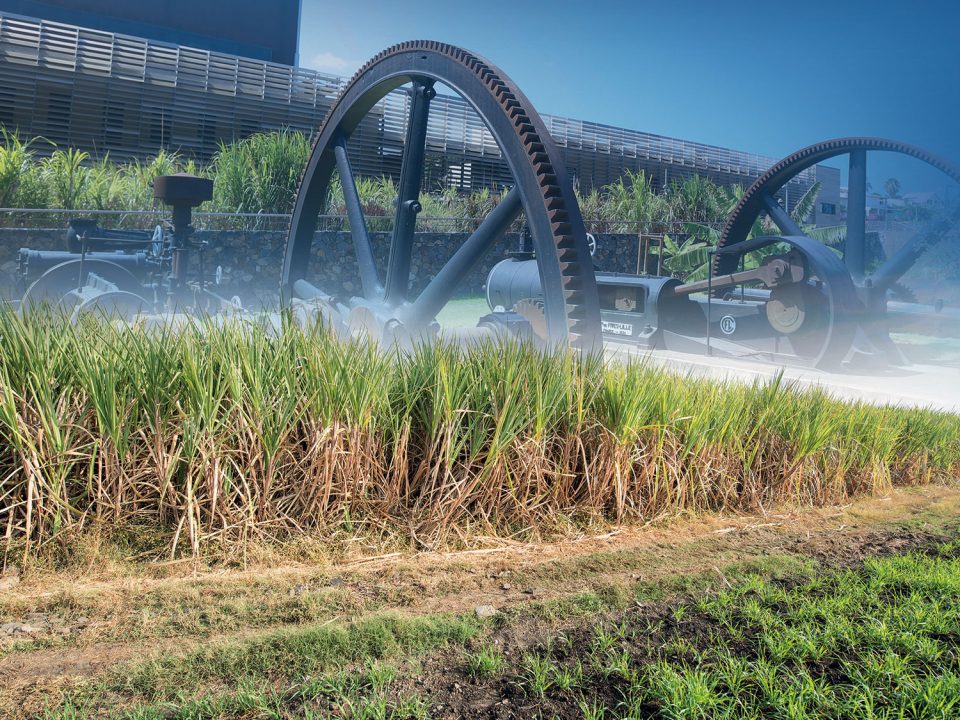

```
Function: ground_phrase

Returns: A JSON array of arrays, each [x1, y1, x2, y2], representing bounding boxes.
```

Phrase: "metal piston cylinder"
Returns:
[[485, 258, 543, 311]]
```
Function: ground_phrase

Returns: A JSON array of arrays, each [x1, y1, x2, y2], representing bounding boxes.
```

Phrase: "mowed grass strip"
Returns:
[[37, 613, 475, 720], [36, 538, 960, 719], [1, 308, 958, 562]]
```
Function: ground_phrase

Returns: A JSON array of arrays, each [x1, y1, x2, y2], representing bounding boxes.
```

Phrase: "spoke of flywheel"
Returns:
[[403, 188, 523, 326], [333, 134, 381, 298], [760, 192, 804, 237], [384, 79, 435, 304], [846, 149, 868, 281]]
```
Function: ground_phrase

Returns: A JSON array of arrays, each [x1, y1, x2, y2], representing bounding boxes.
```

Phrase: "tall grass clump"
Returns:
[[210, 131, 311, 216], [0, 308, 957, 563]]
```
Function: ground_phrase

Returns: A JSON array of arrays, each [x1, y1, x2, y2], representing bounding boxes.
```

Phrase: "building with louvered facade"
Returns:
[[0, 0, 301, 64], [0, 10, 823, 206]]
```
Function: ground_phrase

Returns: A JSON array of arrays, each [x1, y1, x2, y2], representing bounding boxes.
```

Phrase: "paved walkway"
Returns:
[[606, 342, 960, 413]]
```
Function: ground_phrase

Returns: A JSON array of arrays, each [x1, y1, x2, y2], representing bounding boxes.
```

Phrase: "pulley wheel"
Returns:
[[768, 281, 831, 360], [766, 284, 807, 335], [69, 289, 151, 323], [21, 259, 143, 313], [715, 138, 960, 367]]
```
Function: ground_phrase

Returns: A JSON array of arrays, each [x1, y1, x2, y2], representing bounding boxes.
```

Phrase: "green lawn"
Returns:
[[893, 332, 960, 366], [434, 295, 489, 328]]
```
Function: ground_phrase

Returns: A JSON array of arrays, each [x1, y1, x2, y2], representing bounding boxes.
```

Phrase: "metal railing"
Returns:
[[0, 207, 725, 235]]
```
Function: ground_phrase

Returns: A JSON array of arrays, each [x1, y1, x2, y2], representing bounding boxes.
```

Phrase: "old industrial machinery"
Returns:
[[487, 139, 960, 368], [714, 138, 960, 365], [486, 236, 860, 368], [15, 174, 223, 319], [282, 41, 600, 350], [8, 41, 959, 372]]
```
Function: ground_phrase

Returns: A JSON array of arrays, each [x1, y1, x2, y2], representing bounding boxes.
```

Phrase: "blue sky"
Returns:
[[300, 0, 960, 194]]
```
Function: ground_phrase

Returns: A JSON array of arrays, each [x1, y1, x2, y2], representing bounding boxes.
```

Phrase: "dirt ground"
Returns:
[[1, 483, 958, 715]]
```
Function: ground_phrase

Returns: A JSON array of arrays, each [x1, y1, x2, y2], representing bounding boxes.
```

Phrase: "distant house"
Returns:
[[839, 188, 888, 221], [901, 191, 941, 207], [837, 188, 951, 221]]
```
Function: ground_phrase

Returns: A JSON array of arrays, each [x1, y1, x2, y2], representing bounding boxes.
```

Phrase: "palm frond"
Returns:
[[806, 224, 847, 247], [790, 181, 821, 225], [664, 244, 712, 275]]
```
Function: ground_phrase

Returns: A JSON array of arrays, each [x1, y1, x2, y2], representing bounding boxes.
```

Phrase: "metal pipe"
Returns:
[[706, 251, 713, 356], [292, 278, 332, 301], [17, 249, 150, 279]]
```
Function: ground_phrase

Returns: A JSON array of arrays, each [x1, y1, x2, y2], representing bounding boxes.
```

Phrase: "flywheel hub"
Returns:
[[766, 284, 808, 335]]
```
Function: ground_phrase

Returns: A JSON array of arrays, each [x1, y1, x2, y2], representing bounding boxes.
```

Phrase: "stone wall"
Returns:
[[0, 228, 644, 306]]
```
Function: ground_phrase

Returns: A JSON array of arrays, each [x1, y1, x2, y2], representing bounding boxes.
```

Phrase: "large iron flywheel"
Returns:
[[282, 41, 601, 350], [713, 137, 960, 367], [715, 137, 960, 279]]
